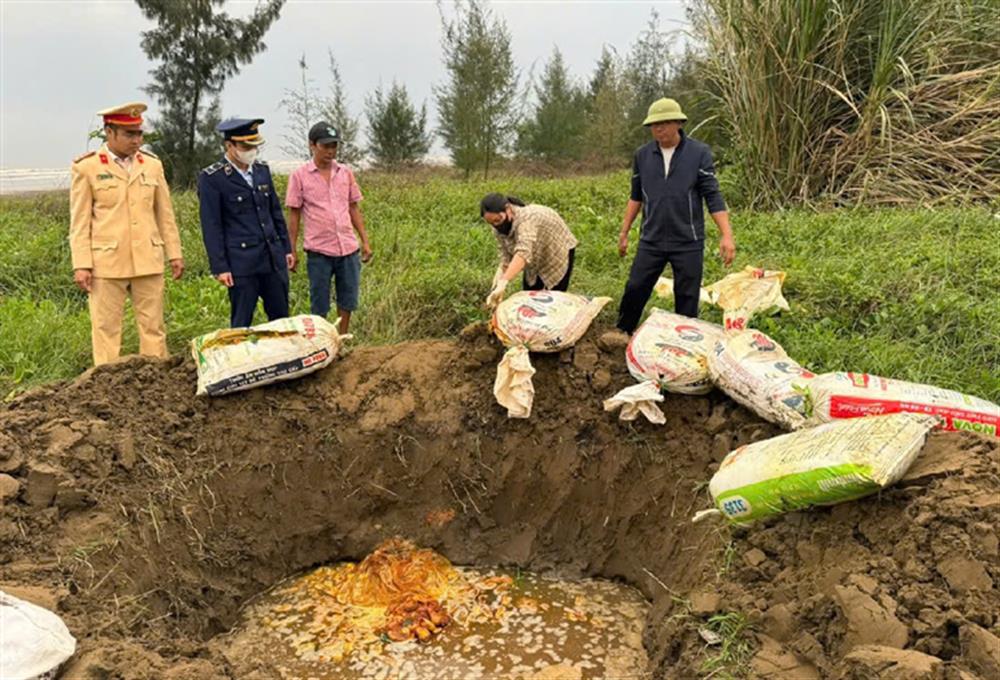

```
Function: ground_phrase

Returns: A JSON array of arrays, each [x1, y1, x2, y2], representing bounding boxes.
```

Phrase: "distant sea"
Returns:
[[0, 156, 451, 195], [0, 160, 304, 195]]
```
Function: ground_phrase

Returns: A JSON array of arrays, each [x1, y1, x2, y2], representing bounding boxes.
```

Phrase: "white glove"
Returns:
[[486, 278, 509, 309], [491, 265, 505, 289]]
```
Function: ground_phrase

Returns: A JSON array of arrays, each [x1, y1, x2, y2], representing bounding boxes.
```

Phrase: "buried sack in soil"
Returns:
[[605, 309, 725, 424], [191, 314, 351, 396], [491, 290, 609, 418], [705, 412, 938, 523]]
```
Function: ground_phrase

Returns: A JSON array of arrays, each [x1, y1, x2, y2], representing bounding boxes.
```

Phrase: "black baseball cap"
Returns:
[[309, 122, 340, 145]]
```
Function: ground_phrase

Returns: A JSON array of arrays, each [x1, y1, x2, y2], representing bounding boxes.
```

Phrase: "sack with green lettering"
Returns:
[[709, 412, 938, 523]]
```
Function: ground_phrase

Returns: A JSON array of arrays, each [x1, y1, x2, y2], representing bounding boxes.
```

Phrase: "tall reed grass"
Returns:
[[692, 0, 1000, 207]]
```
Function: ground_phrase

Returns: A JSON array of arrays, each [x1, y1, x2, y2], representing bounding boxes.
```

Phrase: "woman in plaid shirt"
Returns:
[[479, 193, 579, 309]]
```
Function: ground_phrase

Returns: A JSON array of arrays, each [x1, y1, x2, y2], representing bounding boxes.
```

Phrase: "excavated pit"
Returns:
[[219, 558, 651, 678], [0, 324, 997, 679]]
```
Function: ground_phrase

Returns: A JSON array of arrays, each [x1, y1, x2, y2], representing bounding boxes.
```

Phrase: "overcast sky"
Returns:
[[0, 0, 690, 169]]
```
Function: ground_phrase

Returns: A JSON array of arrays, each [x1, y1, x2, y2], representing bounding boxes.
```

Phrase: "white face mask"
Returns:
[[235, 148, 258, 165]]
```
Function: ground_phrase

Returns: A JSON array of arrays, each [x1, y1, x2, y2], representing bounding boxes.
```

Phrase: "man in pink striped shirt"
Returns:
[[286, 122, 373, 334]]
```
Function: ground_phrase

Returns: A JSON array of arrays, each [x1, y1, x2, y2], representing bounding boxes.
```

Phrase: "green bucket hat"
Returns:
[[642, 98, 687, 126]]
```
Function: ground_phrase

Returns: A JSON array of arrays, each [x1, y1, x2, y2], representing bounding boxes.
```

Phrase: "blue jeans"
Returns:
[[306, 250, 361, 318]]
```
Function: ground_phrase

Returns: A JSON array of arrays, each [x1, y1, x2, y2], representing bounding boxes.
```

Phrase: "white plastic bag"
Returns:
[[707, 330, 816, 429], [603, 381, 666, 424], [492, 291, 610, 418], [653, 277, 714, 305], [191, 314, 349, 396], [0, 590, 76, 680], [804, 372, 999, 437], [709, 413, 938, 523]]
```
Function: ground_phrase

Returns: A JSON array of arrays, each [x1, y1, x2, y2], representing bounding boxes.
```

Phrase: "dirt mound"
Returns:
[[0, 324, 996, 678], [665, 431, 999, 679]]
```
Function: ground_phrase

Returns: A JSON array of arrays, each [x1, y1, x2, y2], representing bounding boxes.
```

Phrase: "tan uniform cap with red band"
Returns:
[[97, 102, 147, 127]]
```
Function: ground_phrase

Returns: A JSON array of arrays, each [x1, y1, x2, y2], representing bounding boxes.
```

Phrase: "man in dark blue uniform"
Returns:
[[616, 98, 736, 334], [197, 118, 293, 327]]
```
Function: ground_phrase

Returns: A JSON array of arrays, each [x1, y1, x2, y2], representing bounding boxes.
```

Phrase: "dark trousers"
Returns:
[[617, 246, 703, 333], [523, 248, 575, 292], [228, 269, 290, 328]]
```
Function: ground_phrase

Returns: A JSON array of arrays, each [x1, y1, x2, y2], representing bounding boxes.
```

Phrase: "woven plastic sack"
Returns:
[[709, 412, 938, 523], [656, 266, 789, 332], [707, 330, 816, 430], [604, 310, 725, 424], [626, 309, 725, 395], [191, 314, 349, 396], [705, 267, 789, 332], [491, 290, 611, 418], [804, 372, 999, 438], [0, 590, 76, 680]]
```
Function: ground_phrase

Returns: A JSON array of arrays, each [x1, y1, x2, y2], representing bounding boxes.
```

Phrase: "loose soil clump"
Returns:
[[1, 324, 996, 678]]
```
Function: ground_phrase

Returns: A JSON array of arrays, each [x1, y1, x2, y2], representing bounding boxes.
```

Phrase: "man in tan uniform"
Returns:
[[69, 102, 184, 365]]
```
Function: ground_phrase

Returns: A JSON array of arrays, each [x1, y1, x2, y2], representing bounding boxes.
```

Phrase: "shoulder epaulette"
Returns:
[[202, 161, 225, 175], [254, 159, 269, 167], [140, 149, 158, 159], [73, 151, 96, 164]]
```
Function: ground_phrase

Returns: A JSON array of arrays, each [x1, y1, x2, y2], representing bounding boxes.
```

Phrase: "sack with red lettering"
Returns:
[[492, 290, 611, 418], [803, 372, 1000, 437], [191, 314, 349, 396], [656, 266, 789, 332], [605, 310, 726, 424], [626, 309, 726, 395], [707, 329, 816, 430]]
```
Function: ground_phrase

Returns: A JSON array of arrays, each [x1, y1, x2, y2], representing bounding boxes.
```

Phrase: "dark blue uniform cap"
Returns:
[[217, 118, 265, 145]]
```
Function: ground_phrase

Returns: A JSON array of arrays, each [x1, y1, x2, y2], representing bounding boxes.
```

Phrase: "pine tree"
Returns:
[[317, 51, 362, 166], [624, 8, 673, 150], [434, 0, 518, 178], [516, 48, 587, 162], [584, 46, 633, 166], [587, 45, 618, 103], [365, 82, 431, 167], [135, 0, 285, 186], [279, 54, 317, 160]]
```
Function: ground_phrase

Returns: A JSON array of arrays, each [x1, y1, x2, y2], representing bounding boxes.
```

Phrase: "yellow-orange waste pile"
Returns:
[[261, 538, 512, 661]]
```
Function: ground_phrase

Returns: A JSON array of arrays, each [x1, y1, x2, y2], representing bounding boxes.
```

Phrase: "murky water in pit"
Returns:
[[222, 565, 651, 680]]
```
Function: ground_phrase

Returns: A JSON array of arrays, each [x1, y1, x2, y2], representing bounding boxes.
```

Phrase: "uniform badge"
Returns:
[[97, 172, 114, 180], [224, 165, 232, 175]]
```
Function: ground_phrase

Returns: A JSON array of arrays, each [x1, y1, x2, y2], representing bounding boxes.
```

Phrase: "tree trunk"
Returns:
[[483, 124, 493, 180], [187, 86, 201, 184]]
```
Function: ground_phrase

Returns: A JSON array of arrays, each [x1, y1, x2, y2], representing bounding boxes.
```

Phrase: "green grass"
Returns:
[[699, 611, 756, 678], [1, 170, 998, 401]]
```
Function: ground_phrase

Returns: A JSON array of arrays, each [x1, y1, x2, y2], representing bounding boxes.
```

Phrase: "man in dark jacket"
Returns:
[[616, 98, 735, 334], [198, 118, 293, 327]]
